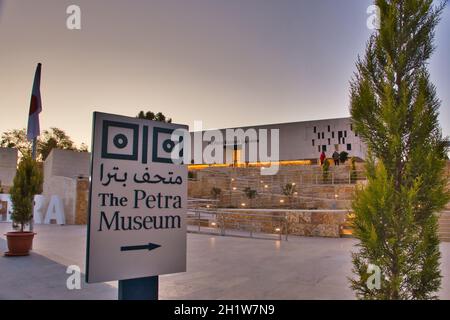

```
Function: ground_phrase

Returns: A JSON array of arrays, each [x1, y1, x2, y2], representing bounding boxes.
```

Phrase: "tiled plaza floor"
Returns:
[[0, 224, 449, 299]]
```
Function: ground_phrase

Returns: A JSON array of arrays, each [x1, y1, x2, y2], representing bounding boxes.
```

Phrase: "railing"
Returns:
[[187, 208, 289, 241], [190, 169, 367, 186]]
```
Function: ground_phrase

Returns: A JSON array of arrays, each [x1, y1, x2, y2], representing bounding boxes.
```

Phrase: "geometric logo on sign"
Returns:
[[152, 127, 184, 164], [101, 120, 139, 160]]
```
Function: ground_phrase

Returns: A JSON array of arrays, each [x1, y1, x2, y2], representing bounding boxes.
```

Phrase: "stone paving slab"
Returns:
[[0, 223, 449, 299], [0, 238, 116, 300]]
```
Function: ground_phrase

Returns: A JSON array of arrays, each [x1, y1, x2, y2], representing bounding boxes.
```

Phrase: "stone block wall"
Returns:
[[212, 209, 348, 238], [42, 176, 77, 224], [0, 148, 17, 190], [188, 163, 365, 210], [75, 178, 89, 225], [43, 149, 91, 225]]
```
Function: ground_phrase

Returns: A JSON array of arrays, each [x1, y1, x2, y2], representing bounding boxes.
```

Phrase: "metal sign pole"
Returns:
[[118, 276, 159, 300]]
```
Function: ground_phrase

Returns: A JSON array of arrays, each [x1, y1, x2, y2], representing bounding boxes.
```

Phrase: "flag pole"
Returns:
[[30, 137, 37, 233], [32, 137, 37, 161], [28, 63, 43, 234]]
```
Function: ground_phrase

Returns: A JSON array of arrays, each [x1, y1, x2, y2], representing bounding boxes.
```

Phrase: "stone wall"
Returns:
[[42, 176, 77, 224], [43, 149, 91, 225], [75, 178, 89, 225], [188, 163, 365, 210], [0, 148, 17, 190], [212, 209, 349, 238], [44, 149, 90, 181]]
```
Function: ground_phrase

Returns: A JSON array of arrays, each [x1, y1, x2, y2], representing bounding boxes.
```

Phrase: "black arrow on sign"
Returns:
[[120, 243, 161, 252]]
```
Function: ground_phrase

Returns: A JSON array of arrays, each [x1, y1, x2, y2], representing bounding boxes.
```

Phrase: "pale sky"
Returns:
[[0, 0, 449, 147]]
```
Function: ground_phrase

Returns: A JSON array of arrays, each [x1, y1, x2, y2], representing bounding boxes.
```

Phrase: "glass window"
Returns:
[[312, 139, 315, 146], [347, 144, 352, 151], [318, 133, 320, 140], [321, 132, 324, 139], [322, 145, 327, 152], [328, 138, 331, 145], [332, 131, 335, 138], [314, 126, 317, 133], [328, 125, 330, 132]]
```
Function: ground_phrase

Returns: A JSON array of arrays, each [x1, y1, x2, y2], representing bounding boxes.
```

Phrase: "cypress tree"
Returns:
[[10, 156, 43, 232], [349, 0, 449, 299]]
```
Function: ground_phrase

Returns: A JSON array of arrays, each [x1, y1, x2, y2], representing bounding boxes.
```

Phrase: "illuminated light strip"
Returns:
[[188, 160, 312, 170]]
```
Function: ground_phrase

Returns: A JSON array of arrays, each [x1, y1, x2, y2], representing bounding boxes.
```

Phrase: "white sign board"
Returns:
[[86, 112, 188, 283]]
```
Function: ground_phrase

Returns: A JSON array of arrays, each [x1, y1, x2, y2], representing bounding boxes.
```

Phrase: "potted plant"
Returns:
[[4, 156, 43, 256]]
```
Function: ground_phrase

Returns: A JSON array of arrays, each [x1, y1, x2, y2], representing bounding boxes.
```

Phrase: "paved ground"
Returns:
[[0, 223, 449, 299]]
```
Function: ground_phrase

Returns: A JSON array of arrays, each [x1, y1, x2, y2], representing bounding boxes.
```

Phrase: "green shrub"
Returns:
[[210, 187, 222, 199], [322, 159, 330, 183], [281, 183, 296, 197], [188, 171, 196, 180], [10, 156, 43, 231], [339, 151, 349, 164], [243, 187, 257, 199], [350, 157, 357, 183]]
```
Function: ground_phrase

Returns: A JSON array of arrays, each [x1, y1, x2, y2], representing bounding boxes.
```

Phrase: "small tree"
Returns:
[[137, 110, 172, 123], [339, 151, 349, 164], [349, 0, 449, 299], [281, 183, 297, 207], [244, 187, 257, 207], [322, 159, 330, 183], [10, 156, 43, 232], [0, 129, 32, 158], [210, 187, 222, 199], [350, 157, 358, 184], [1, 127, 88, 161]]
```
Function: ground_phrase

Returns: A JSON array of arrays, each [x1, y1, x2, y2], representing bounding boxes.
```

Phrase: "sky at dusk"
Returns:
[[0, 0, 449, 147]]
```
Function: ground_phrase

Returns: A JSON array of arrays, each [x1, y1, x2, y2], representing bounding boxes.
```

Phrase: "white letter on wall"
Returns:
[[44, 195, 66, 225], [33, 195, 46, 224]]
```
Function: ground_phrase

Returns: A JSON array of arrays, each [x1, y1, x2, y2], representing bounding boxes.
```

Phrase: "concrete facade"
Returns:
[[188, 164, 365, 210], [43, 149, 90, 181], [189, 117, 368, 164], [43, 149, 91, 224], [0, 148, 18, 190]]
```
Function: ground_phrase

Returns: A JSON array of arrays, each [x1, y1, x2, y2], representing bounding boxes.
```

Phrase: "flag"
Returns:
[[27, 63, 42, 141]]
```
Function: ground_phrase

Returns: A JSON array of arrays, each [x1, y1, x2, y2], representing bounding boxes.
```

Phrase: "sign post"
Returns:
[[86, 112, 188, 299]]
